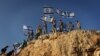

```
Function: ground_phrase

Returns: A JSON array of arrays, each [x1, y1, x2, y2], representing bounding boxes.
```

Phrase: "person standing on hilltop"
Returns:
[[59, 19, 64, 32], [51, 18, 56, 33], [0, 46, 8, 56], [42, 20, 47, 34], [76, 20, 81, 29], [29, 30, 34, 41], [23, 25, 34, 42], [35, 25, 42, 39], [7, 50, 14, 56], [67, 22, 74, 32], [27, 29, 34, 42], [40, 16, 48, 34]]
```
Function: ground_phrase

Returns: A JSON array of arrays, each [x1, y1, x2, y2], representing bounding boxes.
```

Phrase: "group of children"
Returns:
[[35, 19, 81, 39]]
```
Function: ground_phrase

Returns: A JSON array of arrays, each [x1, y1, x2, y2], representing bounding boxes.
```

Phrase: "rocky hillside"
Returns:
[[18, 30, 100, 56]]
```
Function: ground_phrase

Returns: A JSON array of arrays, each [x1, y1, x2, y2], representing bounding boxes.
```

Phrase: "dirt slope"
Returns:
[[18, 30, 100, 56]]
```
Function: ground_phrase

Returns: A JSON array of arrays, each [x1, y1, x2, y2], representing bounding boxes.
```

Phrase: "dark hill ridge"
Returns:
[[18, 30, 100, 56]]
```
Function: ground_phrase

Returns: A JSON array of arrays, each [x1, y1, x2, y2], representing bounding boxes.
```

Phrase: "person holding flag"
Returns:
[[41, 15, 56, 33], [43, 20, 47, 34], [41, 16, 48, 34], [51, 17, 56, 33], [23, 25, 34, 42]]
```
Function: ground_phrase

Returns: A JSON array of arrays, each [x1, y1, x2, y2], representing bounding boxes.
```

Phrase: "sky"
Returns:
[[0, 0, 100, 52]]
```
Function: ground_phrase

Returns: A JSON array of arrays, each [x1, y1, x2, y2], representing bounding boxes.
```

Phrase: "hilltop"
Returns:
[[18, 30, 100, 56]]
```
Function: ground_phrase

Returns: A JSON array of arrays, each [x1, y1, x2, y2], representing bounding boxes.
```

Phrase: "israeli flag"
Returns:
[[67, 12, 75, 18], [50, 17, 54, 22], [56, 9, 61, 15], [23, 25, 32, 30], [61, 11, 66, 17], [23, 25, 28, 30], [69, 12, 75, 18], [42, 15, 54, 22], [43, 6, 54, 14]]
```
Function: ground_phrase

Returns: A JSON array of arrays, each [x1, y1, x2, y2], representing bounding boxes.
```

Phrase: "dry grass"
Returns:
[[18, 30, 100, 56]]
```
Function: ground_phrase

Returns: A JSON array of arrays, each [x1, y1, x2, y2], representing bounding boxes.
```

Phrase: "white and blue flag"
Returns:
[[42, 15, 54, 22]]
